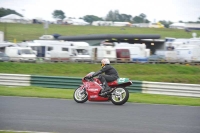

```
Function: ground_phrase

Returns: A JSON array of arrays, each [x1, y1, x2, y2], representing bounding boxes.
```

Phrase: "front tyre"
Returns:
[[73, 86, 88, 103], [110, 87, 129, 105]]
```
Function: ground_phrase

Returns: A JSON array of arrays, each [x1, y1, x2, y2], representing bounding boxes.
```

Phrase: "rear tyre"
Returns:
[[73, 86, 88, 103], [110, 87, 129, 105]]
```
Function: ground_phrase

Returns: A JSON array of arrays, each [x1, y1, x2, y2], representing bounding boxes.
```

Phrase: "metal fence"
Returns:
[[142, 81, 200, 97], [3, 57, 200, 66], [0, 73, 31, 86]]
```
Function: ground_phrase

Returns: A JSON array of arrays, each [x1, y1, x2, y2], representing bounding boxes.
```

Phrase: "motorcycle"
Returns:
[[73, 72, 132, 105]]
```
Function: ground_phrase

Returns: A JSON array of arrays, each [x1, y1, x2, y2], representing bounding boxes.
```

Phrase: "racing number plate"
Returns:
[[117, 78, 129, 84]]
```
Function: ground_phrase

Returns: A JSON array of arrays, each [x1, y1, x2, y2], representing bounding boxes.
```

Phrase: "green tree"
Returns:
[[132, 16, 143, 23], [159, 20, 173, 28], [52, 10, 66, 20], [105, 10, 114, 21], [139, 13, 146, 22], [132, 13, 150, 23], [83, 15, 103, 23], [120, 14, 132, 22], [105, 10, 133, 22], [114, 10, 120, 21], [0, 8, 23, 17]]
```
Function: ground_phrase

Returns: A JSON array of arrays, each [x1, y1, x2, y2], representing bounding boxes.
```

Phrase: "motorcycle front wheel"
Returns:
[[110, 87, 129, 105], [73, 86, 88, 103]]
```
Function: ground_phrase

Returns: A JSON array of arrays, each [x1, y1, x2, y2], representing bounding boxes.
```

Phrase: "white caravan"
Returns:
[[165, 38, 189, 50], [165, 38, 200, 50], [18, 41, 91, 62], [176, 45, 200, 62], [5, 46, 36, 62], [90, 46, 117, 62], [115, 43, 149, 62], [0, 42, 16, 52], [155, 50, 177, 62]]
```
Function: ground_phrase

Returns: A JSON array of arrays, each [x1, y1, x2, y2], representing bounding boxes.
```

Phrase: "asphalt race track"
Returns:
[[0, 96, 200, 133]]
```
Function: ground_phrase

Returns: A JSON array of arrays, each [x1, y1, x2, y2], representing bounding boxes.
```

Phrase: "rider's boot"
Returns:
[[101, 84, 111, 94]]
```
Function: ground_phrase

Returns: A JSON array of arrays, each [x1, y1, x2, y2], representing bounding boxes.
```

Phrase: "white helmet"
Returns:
[[101, 58, 110, 67]]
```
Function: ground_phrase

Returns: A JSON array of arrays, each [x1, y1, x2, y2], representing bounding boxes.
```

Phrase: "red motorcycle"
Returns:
[[73, 72, 132, 105]]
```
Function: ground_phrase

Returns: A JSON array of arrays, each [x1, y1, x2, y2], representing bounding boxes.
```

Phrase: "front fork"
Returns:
[[79, 85, 87, 95]]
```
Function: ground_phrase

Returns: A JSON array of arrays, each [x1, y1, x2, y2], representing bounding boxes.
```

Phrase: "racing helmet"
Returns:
[[101, 58, 110, 67]]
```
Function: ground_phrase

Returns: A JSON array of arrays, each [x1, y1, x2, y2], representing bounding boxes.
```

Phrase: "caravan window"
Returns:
[[31, 46, 37, 51], [62, 48, 68, 51], [31, 46, 42, 53], [20, 49, 33, 54], [121, 51, 129, 56], [76, 49, 89, 55], [106, 51, 111, 54], [47, 47, 53, 51]]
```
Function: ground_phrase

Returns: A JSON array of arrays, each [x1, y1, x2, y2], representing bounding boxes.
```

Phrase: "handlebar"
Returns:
[[84, 76, 93, 81]]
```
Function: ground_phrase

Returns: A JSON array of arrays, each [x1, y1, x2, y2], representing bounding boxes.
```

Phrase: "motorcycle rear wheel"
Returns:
[[73, 86, 88, 103], [110, 87, 129, 105]]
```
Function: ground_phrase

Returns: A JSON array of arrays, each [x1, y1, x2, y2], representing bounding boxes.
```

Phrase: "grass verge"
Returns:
[[0, 86, 199, 106], [1, 23, 200, 42], [1, 62, 200, 84]]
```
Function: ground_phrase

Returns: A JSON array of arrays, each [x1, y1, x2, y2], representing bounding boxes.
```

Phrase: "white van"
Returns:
[[5, 47, 36, 62], [18, 41, 91, 62]]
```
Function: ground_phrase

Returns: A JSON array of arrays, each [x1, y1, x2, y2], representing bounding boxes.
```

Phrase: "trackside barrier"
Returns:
[[31, 75, 82, 89], [1, 73, 200, 97], [142, 81, 200, 97], [30, 75, 142, 92], [0, 73, 31, 86], [127, 80, 143, 93]]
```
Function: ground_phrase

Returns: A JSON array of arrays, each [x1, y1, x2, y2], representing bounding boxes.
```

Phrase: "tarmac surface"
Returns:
[[0, 96, 199, 133]]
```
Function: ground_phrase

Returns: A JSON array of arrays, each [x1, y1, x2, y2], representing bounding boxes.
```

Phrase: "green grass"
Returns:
[[0, 86, 73, 99], [1, 23, 200, 42], [0, 62, 199, 106], [0, 62, 200, 84], [0, 86, 199, 106]]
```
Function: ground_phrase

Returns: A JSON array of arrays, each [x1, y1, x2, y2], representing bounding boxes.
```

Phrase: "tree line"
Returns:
[[52, 9, 171, 27], [52, 10, 150, 23], [0, 8, 23, 17], [52, 9, 200, 28], [1, 7, 200, 28]]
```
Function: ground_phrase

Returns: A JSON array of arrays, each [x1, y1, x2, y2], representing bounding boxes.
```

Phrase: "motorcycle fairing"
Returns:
[[87, 81, 109, 101]]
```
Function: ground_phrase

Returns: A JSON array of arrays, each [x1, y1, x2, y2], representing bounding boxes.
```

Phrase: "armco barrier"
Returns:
[[142, 81, 200, 97], [30, 75, 142, 92], [1, 73, 200, 97], [127, 80, 143, 93], [0, 73, 31, 86], [31, 75, 82, 89]]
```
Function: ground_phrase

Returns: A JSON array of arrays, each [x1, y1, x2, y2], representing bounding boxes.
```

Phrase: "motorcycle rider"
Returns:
[[88, 58, 119, 95]]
